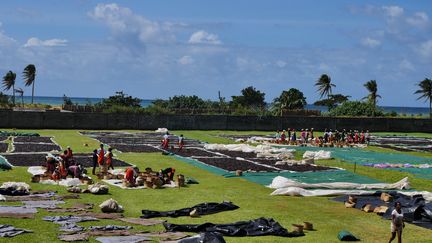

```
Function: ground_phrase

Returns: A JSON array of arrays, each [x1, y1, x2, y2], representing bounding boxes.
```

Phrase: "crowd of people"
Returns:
[[273, 128, 371, 146]]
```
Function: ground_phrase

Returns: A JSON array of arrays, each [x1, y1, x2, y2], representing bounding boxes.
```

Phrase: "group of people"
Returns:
[[161, 132, 185, 151], [45, 146, 85, 180], [123, 166, 176, 187], [92, 144, 114, 175], [273, 128, 371, 146]]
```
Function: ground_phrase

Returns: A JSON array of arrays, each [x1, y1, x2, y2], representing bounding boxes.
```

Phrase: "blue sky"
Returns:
[[0, 1, 431, 106]]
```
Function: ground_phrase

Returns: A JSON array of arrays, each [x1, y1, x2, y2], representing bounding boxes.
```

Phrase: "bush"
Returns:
[[328, 101, 384, 117], [98, 91, 141, 108], [0, 92, 11, 108]]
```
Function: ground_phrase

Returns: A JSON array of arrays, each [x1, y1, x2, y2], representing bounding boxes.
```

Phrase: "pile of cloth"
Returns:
[[67, 183, 109, 195], [0, 182, 30, 196], [302, 150, 332, 160]]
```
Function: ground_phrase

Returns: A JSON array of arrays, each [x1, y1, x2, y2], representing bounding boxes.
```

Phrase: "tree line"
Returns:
[[2, 66, 431, 118]]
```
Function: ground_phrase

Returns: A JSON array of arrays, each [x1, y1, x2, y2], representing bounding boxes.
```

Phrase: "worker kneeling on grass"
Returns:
[[160, 167, 175, 182], [124, 166, 139, 187]]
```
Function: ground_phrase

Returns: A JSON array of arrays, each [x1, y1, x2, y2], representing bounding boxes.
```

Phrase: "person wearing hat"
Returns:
[[389, 201, 404, 243]]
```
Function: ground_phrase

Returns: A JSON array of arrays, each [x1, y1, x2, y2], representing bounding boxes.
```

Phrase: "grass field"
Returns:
[[0, 129, 431, 242]]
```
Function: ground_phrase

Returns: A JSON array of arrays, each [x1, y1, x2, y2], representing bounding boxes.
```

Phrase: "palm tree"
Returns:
[[272, 88, 307, 116], [315, 74, 335, 99], [15, 88, 24, 107], [2, 71, 16, 105], [414, 78, 432, 119], [363, 80, 381, 108], [23, 64, 36, 104]]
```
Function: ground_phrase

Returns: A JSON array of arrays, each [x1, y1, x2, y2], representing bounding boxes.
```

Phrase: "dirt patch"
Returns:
[[14, 136, 53, 143], [374, 144, 414, 152], [3, 153, 47, 166], [168, 148, 219, 157], [0, 143, 8, 153], [72, 153, 132, 167], [13, 143, 61, 153], [109, 144, 162, 153], [195, 157, 274, 172], [211, 150, 256, 159], [3, 153, 131, 167]]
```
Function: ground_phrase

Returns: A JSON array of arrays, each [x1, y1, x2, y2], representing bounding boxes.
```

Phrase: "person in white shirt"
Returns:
[[388, 201, 404, 243]]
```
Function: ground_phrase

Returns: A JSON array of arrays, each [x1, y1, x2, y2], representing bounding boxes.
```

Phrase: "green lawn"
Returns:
[[0, 129, 431, 242]]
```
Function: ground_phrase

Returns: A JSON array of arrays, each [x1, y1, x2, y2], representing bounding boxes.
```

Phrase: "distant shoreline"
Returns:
[[13, 95, 430, 115]]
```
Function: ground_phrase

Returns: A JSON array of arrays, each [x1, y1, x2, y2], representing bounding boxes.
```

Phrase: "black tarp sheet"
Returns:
[[163, 217, 304, 237], [333, 191, 432, 229], [141, 201, 239, 218]]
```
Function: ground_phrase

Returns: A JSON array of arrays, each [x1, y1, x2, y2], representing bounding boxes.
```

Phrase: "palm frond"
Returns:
[[23, 64, 36, 86]]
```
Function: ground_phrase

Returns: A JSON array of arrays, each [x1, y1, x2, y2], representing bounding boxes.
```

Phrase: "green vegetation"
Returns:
[[313, 94, 350, 111], [315, 74, 335, 99], [2, 70, 17, 105], [328, 101, 384, 117], [363, 80, 381, 116], [1, 129, 431, 243], [23, 64, 36, 104], [271, 88, 307, 116], [414, 78, 432, 118]]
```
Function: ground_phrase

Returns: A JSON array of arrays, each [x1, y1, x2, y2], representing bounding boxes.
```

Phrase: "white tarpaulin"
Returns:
[[270, 187, 376, 196], [303, 150, 332, 160], [27, 166, 46, 176], [204, 144, 295, 154], [155, 128, 168, 133], [268, 176, 410, 190]]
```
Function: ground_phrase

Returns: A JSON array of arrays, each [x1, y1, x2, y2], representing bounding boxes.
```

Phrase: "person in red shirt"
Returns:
[[105, 148, 114, 170], [124, 166, 138, 185], [66, 146, 73, 160], [97, 144, 106, 173]]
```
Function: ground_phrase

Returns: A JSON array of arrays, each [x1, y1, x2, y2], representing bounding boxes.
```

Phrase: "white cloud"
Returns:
[[275, 60, 287, 68], [24, 37, 68, 47], [399, 59, 415, 71], [382, 5, 404, 18], [406, 12, 429, 28], [178, 55, 194, 65], [0, 22, 17, 46], [416, 40, 432, 57], [361, 37, 381, 48], [89, 3, 174, 44], [188, 30, 221, 45]]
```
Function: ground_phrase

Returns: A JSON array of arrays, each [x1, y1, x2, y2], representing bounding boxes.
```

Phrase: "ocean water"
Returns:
[[13, 96, 430, 115]]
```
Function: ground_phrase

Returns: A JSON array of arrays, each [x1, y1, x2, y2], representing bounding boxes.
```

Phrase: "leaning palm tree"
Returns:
[[2, 70, 17, 105], [23, 64, 36, 104], [414, 78, 432, 119], [363, 80, 381, 113], [315, 74, 335, 99], [15, 88, 24, 107]]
